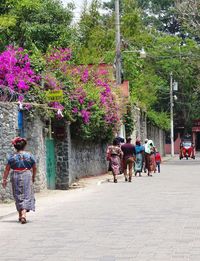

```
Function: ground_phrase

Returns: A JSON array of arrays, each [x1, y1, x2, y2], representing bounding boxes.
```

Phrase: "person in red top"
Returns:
[[155, 148, 162, 173]]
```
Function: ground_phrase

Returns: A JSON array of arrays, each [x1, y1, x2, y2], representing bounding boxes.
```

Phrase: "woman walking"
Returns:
[[2, 137, 36, 224], [145, 140, 156, 176], [107, 139, 123, 183], [134, 139, 145, 177]]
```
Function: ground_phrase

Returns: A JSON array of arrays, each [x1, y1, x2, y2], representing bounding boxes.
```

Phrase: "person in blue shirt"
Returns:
[[2, 137, 37, 224], [135, 139, 145, 177]]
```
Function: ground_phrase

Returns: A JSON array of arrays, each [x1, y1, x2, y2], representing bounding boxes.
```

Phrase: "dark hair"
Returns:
[[136, 140, 141, 146], [126, 137, 131, 143], [14, 140, 27, 151], [113, 138, 119, 146], [116, 137, 124, 143]]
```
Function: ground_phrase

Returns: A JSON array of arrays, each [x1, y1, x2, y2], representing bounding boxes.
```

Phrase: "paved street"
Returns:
[[1, 155, 200, 261]]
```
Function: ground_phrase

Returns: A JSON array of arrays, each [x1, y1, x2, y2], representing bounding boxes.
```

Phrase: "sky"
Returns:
[[62, 0, 92, 20], [61, 0, 109, 20]]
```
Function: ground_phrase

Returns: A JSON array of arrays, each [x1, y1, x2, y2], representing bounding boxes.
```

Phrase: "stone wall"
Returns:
[[131, 107, 165, 156], [147, 122, 166, 156], [0, 103, 18, 202], [24, 113, 47, 192], [69, 134, 108, 185], [132, 107, 147, 143], [55, 123, 70, 190]]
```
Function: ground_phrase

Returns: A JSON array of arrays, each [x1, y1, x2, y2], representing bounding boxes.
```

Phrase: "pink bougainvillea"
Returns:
[[0, 46, 39, 95], [0, 46, 122, 141], [45, 48, 72, 65]]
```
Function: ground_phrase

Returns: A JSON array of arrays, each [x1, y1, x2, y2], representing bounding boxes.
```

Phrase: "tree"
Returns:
[[145, 34, 200, 131], [175, 0, 200, 37], [0, 0, 74, 51], [74, 0, 115, 64]]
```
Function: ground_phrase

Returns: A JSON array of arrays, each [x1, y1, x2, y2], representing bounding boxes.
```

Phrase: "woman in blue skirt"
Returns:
[[134, 139, 145, 177], [2, 137, 37, 224]]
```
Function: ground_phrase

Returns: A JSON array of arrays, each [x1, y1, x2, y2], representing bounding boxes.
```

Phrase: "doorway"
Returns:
[[46, 138, 56, 189], [196, 133, 200, 151]]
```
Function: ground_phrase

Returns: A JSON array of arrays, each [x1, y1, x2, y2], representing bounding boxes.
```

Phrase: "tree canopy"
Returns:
[[0, 0, 74, 51]]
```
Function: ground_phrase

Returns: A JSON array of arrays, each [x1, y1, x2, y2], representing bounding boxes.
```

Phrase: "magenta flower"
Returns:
[[81, 109, 90, 124], [0, 46, 39, 95], [81, 69, 89, 83], [72, 107, 78, 114]]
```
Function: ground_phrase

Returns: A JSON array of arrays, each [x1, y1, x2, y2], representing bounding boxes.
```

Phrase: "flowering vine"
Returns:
[[0, 46, 39, 99], [0, 46, 122, 141]]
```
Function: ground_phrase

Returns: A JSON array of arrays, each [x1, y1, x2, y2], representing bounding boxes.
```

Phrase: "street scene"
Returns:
[[1, 0, 200, 260], [1, 155, 200, 261]]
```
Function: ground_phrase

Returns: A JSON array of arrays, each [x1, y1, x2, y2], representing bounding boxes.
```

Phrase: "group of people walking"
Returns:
[[106, 137, 162, 183], [1, 135, 161, 224]]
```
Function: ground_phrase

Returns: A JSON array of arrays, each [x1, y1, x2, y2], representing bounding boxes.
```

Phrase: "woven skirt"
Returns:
[[10, 170, 35, 212]]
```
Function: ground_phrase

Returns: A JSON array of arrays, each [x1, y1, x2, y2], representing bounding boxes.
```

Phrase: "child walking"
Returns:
[[155, 149, 162, 173]]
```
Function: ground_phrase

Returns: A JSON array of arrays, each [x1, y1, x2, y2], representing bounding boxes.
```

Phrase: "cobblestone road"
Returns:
[[1, 156, 200, 261]]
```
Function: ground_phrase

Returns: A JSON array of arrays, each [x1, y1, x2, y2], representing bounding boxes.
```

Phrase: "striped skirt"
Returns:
[[10, 170, 35, 212]]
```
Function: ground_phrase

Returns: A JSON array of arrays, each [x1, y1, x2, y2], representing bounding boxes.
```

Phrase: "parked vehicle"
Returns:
[[179, 140, 195, 160]]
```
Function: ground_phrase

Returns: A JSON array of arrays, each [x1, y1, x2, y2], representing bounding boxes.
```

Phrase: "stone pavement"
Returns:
[[1, 154, 200, 261]]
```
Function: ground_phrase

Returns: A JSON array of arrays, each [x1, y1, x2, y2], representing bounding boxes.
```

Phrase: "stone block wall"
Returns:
[[147, 122, 166, 156], [132, 107, 147, 143], [0, 103, 18, 202], [24, 113, 47, 192], [55, 123, 70, 190], [69, 135, 108, 185]]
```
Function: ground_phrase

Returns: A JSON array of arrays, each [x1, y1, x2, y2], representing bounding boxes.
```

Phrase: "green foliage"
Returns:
[[0, 0, 74, 51], [73, 0, 115, 64], [175, 0, 200, 38], [123, 103, 135, 137], [145, 34, 200, 129], [137, 0, 174, 11], [147, 110, 170, 131]]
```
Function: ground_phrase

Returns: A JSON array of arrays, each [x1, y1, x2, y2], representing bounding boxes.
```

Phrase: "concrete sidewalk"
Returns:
[[0, 172, 111, 219], [0, 155, 172, 219]]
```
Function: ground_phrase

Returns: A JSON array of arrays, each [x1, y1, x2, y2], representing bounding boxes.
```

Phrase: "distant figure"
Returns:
[[106, 139, 123, 183], [135, 139, 145, 177], [115, 136, 125, 174], [2, 137, 36, 224], [143, 138, 149, 173], [121, 137, 136, 182], [145, 140, 156, 176], [155, 149, 162, 173], [179, 141, 183, 159]]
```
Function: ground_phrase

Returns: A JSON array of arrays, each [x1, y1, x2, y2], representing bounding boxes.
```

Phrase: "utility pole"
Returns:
[[115, 0, 121, 85], [170, 72, 174, 157]]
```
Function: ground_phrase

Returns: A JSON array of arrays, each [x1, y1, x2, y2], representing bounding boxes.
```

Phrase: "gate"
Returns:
[[46, 138, 56, 189]]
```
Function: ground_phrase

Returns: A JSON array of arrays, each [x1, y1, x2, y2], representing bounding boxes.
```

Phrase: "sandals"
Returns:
[[20, 217, 27, 224]]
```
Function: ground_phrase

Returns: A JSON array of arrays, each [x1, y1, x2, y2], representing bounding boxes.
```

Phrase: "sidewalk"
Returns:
[[0, 172, 111, 219], [0, 154, 172, 219]]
